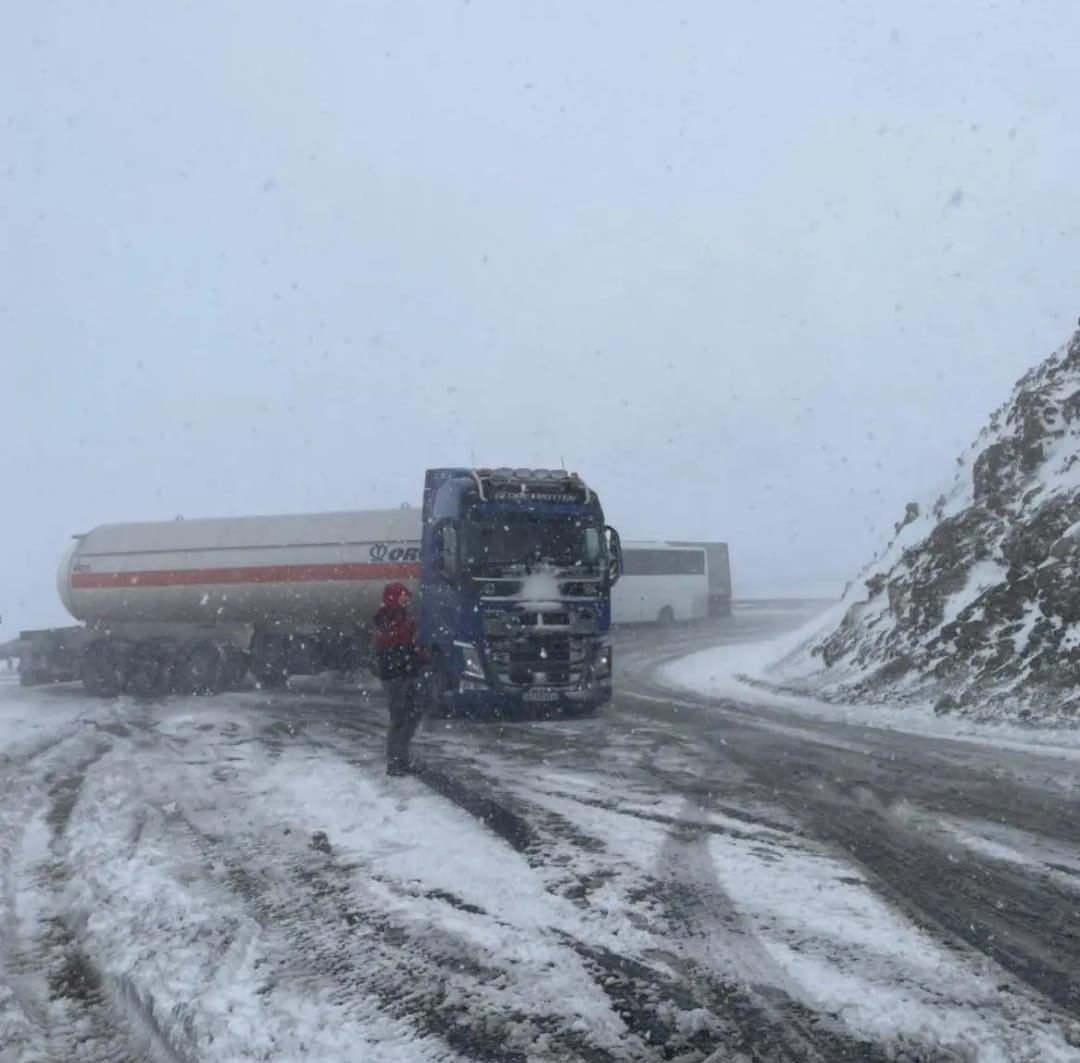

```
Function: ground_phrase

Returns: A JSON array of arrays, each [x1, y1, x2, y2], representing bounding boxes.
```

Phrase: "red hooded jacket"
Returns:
[[373, 583, 422, 679]]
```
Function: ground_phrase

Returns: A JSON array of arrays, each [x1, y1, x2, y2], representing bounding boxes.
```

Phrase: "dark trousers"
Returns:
[[383, 677, 421, 771]]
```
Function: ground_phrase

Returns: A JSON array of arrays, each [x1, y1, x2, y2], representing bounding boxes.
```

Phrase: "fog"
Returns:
[[3, 0, 1079, 635]]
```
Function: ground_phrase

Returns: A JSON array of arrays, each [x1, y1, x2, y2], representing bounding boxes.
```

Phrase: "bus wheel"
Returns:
[[657, 605, 675, 625]]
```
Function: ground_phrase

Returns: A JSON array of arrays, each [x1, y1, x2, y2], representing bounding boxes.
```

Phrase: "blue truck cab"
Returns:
[[418, 467, 622, 717]]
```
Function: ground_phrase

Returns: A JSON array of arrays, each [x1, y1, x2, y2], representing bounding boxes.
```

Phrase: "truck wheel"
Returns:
[[127, 640, 175, 698], [251, 660, 288, 690], [174, 640, 224, 696], [333, 634, 367, 674], [250, 632, 290, 690], [657, 605, 675, 625], [82, 639, 132, 698], [251, 649, 289, 689], [424, 650, 452, 718], [222, 649, 250, 690], [286, 634, 321, 677]]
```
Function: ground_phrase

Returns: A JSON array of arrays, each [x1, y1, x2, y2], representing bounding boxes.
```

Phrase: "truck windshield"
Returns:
[[462, 513, 603, 574]]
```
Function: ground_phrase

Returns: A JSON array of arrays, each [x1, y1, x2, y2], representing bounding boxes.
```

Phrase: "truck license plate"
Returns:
[[524, 689, 558, 702]]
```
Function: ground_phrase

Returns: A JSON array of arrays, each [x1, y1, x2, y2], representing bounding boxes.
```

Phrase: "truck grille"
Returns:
[[486, 636, 588, 689], [518, 611, 570, 627]]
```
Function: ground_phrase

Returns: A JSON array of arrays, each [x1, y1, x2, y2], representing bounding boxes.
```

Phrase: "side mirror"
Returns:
[[435, 522, 459, 581], [605, 526, 622, 586]]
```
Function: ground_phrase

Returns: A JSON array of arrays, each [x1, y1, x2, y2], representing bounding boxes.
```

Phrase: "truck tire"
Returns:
[[251, 660, 288, 690], [657, 605, 675, 625], [287, 634, 322, 677], [332, 634, 366, 674], [250, 632, 290, 690], [423, 649, 452, 718], [127, 640, 176, 699], [222, 649, 250, 690], [174, 640, 224, 696], [82, 639, 132, 698]]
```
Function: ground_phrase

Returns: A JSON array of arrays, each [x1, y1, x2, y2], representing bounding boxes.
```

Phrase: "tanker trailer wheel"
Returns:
[[657, 605, 675, 625], [82, 639, 133, 698], [127, 639, 177, 699], [174, 640, 224, 696], [222, 649, 251, 691], [250, 632, 290, 690], [331, 632, 366, 674], [284, 634, 321, 678]]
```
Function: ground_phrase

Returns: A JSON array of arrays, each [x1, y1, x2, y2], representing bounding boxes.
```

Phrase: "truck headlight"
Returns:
[[455, 641, 486, 679], [594, 643, 612, 678]]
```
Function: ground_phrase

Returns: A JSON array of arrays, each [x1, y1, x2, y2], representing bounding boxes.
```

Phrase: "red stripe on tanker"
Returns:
[[70, 561, 420, 589]]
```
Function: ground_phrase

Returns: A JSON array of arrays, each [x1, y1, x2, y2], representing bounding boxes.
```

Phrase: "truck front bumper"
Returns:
[[444, 679, 613, 719]]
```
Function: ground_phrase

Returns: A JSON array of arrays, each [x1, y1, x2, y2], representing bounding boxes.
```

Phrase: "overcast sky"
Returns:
[[3, 0, 1079, 634]]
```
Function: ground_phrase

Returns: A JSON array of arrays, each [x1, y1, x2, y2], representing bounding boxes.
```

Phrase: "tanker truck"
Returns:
[[18, 467, 623, 716]]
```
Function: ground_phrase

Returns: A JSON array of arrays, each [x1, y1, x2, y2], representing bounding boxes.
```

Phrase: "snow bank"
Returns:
[[660, 610, 1080, 760]]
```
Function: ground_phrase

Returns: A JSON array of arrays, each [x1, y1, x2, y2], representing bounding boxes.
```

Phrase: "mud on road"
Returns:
[[2, 606, 1080, 1060]]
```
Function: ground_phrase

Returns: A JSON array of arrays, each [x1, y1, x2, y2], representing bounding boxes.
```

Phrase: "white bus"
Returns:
[[669, 540, 733, 616], [612, 542, 710, 625]]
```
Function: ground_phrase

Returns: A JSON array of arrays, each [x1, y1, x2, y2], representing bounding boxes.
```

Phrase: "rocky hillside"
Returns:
[[782, 323, 1080, 720]]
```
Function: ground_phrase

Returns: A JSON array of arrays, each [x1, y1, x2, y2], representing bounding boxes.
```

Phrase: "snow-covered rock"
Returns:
[[781, 323, 1080, 720]]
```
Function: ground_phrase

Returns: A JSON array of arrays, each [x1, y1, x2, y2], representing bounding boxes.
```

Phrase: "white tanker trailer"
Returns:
[[21, 508, 422, 696]]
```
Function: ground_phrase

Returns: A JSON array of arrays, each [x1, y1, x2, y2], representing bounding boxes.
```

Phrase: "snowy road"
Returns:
[[2, 606, 1080, 1061]]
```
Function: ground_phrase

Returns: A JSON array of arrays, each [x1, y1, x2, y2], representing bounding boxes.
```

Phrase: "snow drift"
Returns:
[[778, 322, 1080, 720]]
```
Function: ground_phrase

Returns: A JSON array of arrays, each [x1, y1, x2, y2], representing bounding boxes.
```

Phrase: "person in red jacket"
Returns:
[[373, 582, 424, 775]]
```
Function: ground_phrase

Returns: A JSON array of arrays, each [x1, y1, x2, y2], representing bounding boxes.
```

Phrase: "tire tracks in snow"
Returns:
[[644, 796, 898, 1063], [706, 727, 1080, 1029], [625, 634, 1080, 1029], [0, 710, 197, 1063], [212, 673, 1080, 1057], [170, 807, 622, 1062], [247, 696, 813, 1060], [406, 705, 1072, 1060], [400, 740, 898, 1061], [124, 702, 636, 1059], [37, 738, 198, 1063]]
